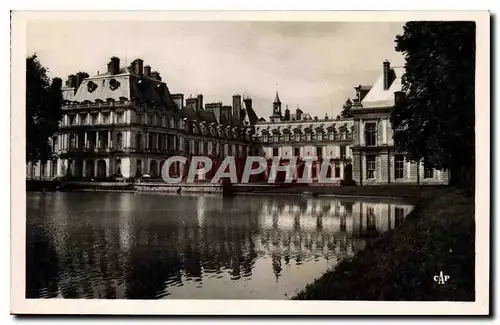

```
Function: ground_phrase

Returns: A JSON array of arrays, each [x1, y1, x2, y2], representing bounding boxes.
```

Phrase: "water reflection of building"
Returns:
[[27, 194, 414, 299]]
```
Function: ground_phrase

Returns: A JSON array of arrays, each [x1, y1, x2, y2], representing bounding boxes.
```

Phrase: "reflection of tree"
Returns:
[[26, 225, 60, 298], [271, 253, 282, 280], [27, 193, 414, 300]]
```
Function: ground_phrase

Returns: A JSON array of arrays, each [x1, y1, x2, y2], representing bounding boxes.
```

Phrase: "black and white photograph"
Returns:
[[10, 10, 490, 315]]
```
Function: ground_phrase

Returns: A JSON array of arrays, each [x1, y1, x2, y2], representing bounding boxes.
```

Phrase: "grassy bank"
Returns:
[[294, 187, 475, 301]]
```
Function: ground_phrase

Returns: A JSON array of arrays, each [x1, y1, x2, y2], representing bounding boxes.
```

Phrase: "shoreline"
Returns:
[[292, 187, 475, 301], [26, 179, 445, 201]]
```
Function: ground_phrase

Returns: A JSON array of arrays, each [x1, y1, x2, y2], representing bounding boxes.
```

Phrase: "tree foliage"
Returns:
[[340, 98, 353, 118], [26, 54, 63, 163], [390, 22, 476, 186]]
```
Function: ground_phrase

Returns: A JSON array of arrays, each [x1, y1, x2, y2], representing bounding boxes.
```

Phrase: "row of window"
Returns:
[[262, 131, 351, 143], [184, 140, 249, 157], [271, 146, 347, 159], [365, 155, 434, 180], [68, 112, 125, 126]]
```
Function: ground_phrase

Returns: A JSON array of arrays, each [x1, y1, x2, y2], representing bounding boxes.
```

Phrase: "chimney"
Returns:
[[206, 103, 222, 124], [171, 94, 184, 109], [186, 97, 198, 112], [67, 74, 77, 88], [296, 107, 302, 121], [243, 97, 252, 111], [222, 105, 232, 124], [232, 94, 241, 122], [150, 71, 161, 81], [383, 60, 391, 90], [108, 56, 120, 75], [284, 105, 290, 120], [143, 65, 151, 76], [132, 59, 144, 76], [197, 94, 204, 111], [394, 91, 406, 106], [213, 104, 221, 124]]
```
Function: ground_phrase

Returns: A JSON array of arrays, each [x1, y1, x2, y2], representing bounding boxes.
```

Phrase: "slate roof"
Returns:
[[68, 69, 178, 110], [361, 67, 404, 108]]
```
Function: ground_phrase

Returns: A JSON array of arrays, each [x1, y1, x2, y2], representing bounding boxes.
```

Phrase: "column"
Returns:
[[110, 111, 114, 125], [156, 133, 160, 150], [75, 133, 79, 149], [382, 119, 388, 144], [84, 132, 88, 149], [108, 131, 112, 148], [340, 161, 345, 180], [359, 119, 364, 146], [82, 160, 87, 178], [146, 132, 150, 150]]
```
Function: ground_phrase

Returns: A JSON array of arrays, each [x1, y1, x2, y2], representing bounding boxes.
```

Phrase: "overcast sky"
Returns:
[[27, 20, 406, 119]]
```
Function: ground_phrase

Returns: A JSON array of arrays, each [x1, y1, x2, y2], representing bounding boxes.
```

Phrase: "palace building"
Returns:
[[350, 60, 449, 185], [26, 56, 259, 180], [253, 60, 449, 186], [254, 91, 354, 183]]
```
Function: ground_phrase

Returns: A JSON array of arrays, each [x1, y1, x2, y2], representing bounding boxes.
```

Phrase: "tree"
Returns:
[[26, 54, 63, 164], [390, 22, 476, 187], [340, 98, 353, 118]]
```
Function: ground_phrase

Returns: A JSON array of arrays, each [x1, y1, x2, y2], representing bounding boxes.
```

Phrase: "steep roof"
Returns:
[[69, 70, 178, 110], [273, 91, 281, 104], [361, 67, 404, 108]]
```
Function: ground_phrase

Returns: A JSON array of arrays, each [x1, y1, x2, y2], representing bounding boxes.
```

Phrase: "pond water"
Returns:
[[26, 191, 413, 299]]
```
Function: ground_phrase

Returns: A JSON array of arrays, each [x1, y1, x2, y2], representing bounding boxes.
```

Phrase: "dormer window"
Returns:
[[109, 79, 120, 91], [87, 81, 97, 93]]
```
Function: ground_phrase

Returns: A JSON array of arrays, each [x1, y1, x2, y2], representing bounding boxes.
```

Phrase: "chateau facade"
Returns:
[[254, 92, 354, 183], [26, 56, 258, 180], [26, 57, 449, 186], [253, 61, 449, 185], [350, 61, 449, 185]]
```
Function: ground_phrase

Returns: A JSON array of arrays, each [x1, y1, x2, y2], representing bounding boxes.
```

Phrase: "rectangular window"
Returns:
[[424, 167, 434, 179], [283, 134, 290, 142], [168, 117, 174, 128], [295, 133, 300, 141], [80, 114, 87, 125], [340, 146, 346, 159], [366, 155, 376, 179], [365, 122, 377, 146], [262, 134, 269, 143], [328, 132, 334, 140], [51, 160, 56, 177], [273, 134, 279, 142], [203, 141, 208, 155], [395, 155, 404, 179], [306, 133, 311, 141], [194, 141, 199, 155], [147, 114, 153, 125], [102, 113, 110, 124], [69, 115, 76, 125], [294, 147, 300, 157], [136, 113, 143, 124], [116, 112, 124, 124], [91, 114, 98, 125], [273, 148, 279, 157], [316, 146, 323, 157], [317, 133, 323, 141]]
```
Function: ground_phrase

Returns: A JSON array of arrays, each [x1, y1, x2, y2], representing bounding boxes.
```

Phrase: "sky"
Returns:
[[26, 20, 406, 120]]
